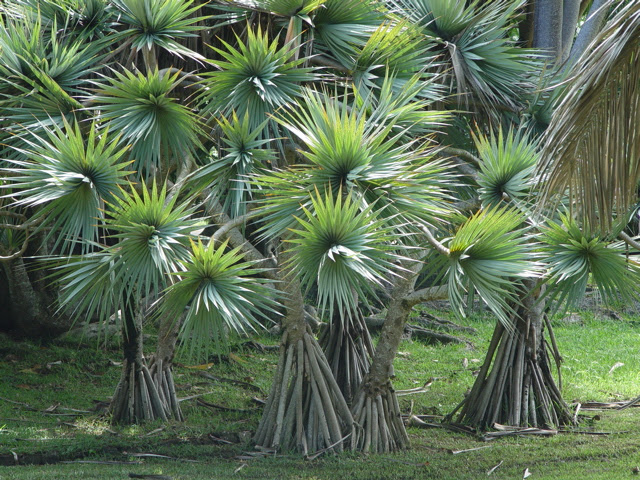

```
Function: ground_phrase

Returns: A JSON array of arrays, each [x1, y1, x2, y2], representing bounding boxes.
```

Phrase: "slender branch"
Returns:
[[0, 233, 29, 262], [212, 213, 253, 242], [421, 226, 450, 256], [440, 147, 480, 181], [619, 231, 640, 251], [0, 211, 44, 230], [0, 210, 34, 262], [208, 199, 277, 279], [309, 55, 351, 74], [157, 68, 205, 88], [402, 285, 448, 309], [441, 147, 481, 167]]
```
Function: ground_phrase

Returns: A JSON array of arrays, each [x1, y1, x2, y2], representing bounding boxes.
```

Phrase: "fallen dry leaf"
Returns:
[[608, 362, 624, 375]]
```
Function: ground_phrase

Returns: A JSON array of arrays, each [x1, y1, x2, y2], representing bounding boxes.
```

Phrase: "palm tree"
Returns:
[[0, 0, 277, 424], [445, 0, 640, 431], [3, 0, 639, 453]]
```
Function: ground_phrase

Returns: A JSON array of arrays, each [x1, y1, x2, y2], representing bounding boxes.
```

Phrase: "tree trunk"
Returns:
[[449, 281, 574, 429], [254, 250, 354, 454], [560, 0, 582, 63], [533, 0, 564, 61], [109, 301, 170, 424], [350, 261, 422, 452]]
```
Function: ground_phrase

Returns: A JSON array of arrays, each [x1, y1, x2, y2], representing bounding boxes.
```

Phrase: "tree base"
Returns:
[[351, 379, 409, 453], [109, 357, 182, 424], [254, 330, 354, 454], [450, 321, 574, 429]]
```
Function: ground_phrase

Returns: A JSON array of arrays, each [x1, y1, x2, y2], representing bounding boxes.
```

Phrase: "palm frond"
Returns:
[[387, 0, 474, 39], [541, 213, 640, 311], [440, 206, 539, 326], [0, 10, 107, 95], [538, 1, 640, 231], [161, 239, 278, 361], [53, 251, 120, 325], [2, 119, 131, 253], [90, 67, 203, 177], [0, 8, 107, 152]]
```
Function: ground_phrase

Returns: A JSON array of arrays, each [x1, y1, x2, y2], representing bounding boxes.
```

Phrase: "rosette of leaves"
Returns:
[[54, 181, 200, 322], [288, 187, 400, 320], [352, 21, 438, 98], [191, 112, 276, 219], [312, 0, 384, 69], [112, 0, 208, 64], [160, 239, 278, 361], [0, 9, 107, 152], [198, 26, 316, 147], [541, 214, 640, 312], [90, 68, 203, 177], [388, 0, 540, 118], [2, 119, 130, 254], [257, 84, 453, 239], [439, 206, 539, 326], [474, 126, 538, 208], [10, 0, 117, 42]]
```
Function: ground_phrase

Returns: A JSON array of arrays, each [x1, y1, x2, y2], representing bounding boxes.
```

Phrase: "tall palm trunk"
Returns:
[[254, 249, 354, 454], [450, 280, 574, 428]]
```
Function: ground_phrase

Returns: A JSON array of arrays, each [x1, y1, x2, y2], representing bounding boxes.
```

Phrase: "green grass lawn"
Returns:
[[2, 306, 640, 479]]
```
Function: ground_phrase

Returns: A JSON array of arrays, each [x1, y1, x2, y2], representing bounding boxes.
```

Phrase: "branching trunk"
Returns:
[[109, 303, 172, 424], [449, 282, 574, 429], [566, 0, 610, 66], [319, 308, 374, 405], [350, 260, 422, 453], [254, 251, 354, 454]]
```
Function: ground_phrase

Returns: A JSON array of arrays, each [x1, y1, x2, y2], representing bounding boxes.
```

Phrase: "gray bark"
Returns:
[[566, 0, 610, 66], [2, 256, 71, 337], [560, 0, 582, 63], [533, 0, 564, 61]]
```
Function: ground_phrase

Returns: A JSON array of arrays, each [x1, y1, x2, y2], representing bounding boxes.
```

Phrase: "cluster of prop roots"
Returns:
[[451, 319, 574, 429], [254, 329, 354, 454], [351, 378, 409, 453], [109, 357, 183, 424], [319, 311, 374, 405]]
